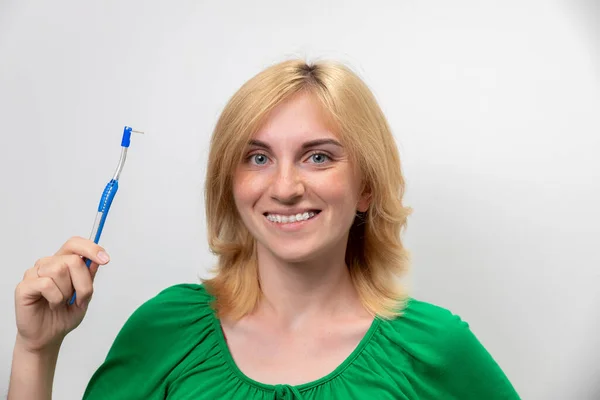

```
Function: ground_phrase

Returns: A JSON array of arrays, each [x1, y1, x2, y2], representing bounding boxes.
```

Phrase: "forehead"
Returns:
[[252, 92, 338, 144]]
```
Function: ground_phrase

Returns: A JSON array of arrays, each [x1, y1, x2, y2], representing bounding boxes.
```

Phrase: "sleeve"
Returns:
[[82, 284, 209, 400], [437, 314, 521, 400]]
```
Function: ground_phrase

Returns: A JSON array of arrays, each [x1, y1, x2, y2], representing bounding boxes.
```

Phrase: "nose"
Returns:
[[270, 162, 305, 204]]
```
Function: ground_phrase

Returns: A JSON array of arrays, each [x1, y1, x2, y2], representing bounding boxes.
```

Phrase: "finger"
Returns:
[[16, 277, 65, 310], [29, 255, 102, 305], [37, 255, 100, 307], [24, 257, 52, 281], [89, 262, 100, 281], [68, 257, 95, 307], [31, 257, 101, 282], [36, 255, 81, 301], [55, 236, 110, 266]]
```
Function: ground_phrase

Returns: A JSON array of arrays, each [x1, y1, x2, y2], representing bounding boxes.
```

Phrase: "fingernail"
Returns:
[[97, 251, 110, 263]]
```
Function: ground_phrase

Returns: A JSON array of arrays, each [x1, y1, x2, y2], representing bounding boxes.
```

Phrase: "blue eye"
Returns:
[[308, 153, 330, 164], [250, 153, 269, 165]]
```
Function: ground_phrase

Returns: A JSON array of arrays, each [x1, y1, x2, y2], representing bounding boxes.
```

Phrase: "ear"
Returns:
[[357, 184, 372, 213]]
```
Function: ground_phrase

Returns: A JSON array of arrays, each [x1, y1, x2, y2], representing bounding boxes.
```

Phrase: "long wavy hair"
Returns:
[[203, 59, 412, 320]]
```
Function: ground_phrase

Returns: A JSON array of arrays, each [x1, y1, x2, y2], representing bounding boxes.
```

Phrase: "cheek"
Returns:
[[312, 168, 362, 206], [233, 170, 267, 206]]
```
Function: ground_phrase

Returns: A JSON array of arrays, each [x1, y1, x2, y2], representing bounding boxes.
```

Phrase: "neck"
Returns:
[[255, 243, 364, 328]]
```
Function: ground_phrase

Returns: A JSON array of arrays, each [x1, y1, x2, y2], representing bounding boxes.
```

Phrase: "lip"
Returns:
[[263, 210, 321, 232], [263, 208, 321, 216]]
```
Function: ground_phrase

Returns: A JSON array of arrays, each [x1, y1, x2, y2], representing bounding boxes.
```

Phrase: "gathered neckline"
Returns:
[[210, 311, 382, 392]]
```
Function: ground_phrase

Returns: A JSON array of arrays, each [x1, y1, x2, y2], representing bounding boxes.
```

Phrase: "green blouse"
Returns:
[[82, 284, 519, 399]]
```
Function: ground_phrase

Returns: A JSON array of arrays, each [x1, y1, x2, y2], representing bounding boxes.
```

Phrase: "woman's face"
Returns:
[[232, 92, 370, 264]]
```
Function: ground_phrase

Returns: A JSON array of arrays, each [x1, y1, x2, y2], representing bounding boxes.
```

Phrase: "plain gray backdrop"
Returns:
[[1, 1, 599, 399]]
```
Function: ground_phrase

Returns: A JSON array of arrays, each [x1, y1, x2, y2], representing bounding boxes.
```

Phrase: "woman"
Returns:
[[9, 60, 520, 399]]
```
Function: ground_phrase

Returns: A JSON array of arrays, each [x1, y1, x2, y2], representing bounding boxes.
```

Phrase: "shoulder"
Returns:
[[398, 297, 471, 338], [120, 283, 215, 333], [83, 284, 220, 397], [138, 283, 213, 310], [94, 283, 217, 375], [375, 298, 520, 398], [112, 284, 213, 341], [382, 298, 476, 364]]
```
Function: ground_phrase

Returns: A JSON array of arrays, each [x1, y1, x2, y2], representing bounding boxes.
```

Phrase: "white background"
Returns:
[[1, 1, 598, 399]]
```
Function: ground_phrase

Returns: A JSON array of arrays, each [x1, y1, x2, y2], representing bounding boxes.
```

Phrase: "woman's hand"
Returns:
[[14, 236, 111, 353]]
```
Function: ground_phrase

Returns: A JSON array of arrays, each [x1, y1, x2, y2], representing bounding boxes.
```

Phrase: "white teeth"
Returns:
[[266, 211, 316, 224]]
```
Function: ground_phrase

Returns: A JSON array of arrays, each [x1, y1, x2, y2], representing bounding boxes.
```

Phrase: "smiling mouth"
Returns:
[[263, 210, 321, 224]]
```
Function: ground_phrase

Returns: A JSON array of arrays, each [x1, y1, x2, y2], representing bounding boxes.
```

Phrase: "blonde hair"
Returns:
[[203, 59, 412, 320]]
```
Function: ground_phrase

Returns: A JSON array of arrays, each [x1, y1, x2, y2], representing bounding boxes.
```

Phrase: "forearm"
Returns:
[[8, 336, 61, 400]]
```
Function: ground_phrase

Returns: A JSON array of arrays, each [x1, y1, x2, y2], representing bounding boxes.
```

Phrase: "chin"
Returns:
[[271, 247, 319, 264], [258, 239, 326, 264]]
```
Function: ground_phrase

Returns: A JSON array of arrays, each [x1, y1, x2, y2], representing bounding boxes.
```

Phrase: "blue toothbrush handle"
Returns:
[[69, 180, 119, 305]]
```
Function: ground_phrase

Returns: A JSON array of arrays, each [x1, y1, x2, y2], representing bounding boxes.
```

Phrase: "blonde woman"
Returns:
[[9, 60, 520, 399]]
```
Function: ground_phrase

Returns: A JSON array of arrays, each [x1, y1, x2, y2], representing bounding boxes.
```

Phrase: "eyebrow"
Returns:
[[247, 138, 343, 151]]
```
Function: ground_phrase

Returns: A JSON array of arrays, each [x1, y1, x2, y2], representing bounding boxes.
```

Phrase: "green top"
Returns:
[[82, 284, 519, 399]]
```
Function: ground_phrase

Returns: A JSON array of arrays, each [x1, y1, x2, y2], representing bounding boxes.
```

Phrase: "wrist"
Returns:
[[15, 334, 63, 357], [9, 335, 61, 400]]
